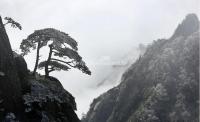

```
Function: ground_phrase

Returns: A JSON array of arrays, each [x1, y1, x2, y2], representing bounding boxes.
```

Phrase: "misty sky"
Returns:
[[0, 0, 199, 118]]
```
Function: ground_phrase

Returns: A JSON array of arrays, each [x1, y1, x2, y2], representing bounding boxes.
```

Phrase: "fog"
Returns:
[[0, 0, 199, 118]]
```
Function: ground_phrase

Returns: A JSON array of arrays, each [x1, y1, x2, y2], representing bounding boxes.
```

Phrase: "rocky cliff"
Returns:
[[0, 16, 23, 120], [82, 14, 199, 122], [0, 16, 80, 122]]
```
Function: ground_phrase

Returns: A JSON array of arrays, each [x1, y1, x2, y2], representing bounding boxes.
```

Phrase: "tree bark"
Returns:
[[33, 41, 41, 76], [45, 44, 53, 77]]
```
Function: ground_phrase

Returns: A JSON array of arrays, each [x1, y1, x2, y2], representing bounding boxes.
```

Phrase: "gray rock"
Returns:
[[0, 16, 22, 120]]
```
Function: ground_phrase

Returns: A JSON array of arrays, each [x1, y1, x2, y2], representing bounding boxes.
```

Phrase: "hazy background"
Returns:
[[0, 0, 199, 118]]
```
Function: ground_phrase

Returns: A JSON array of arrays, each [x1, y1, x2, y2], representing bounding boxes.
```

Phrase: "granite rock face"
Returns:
[[13, 52, 29, 93], [0, 16, 23, 120], [22, 75, 80, 122], [82, 14, 199, 122], [171, 13, 199, 39]]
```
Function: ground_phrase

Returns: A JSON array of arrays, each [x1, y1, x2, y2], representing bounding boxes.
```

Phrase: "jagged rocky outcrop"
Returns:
[[0, 16, 23, 120], [13, 52, 29, 93], [22, 75, 80, 122], [82, 14, 199, 122], [171, 14, 199, 39], [0, 16, 80, 121]]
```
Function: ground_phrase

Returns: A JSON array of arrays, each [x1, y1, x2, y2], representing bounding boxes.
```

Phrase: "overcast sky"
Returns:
[[0, 0, 199, 118]]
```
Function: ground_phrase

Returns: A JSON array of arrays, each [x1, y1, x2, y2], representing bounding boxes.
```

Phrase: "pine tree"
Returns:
[[3, 17, 22, 30], [20, 28, 91, 77]]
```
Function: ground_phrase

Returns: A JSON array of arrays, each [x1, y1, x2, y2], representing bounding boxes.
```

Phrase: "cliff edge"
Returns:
[[0, 16, 80, 122]]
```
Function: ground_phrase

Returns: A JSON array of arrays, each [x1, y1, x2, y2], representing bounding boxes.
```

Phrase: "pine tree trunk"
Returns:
[[33, 41, 40, 76], [45, 44, 53, 77]]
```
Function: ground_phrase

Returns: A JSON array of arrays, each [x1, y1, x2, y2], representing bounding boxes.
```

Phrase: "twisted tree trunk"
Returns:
[[33, 41, 41, 76], [45, 44, 53, 77]]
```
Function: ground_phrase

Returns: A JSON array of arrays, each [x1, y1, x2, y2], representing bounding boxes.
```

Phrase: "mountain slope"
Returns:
[[82, 14, 199, 122]]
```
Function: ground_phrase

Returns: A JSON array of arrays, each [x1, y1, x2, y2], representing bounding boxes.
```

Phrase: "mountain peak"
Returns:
[[171, 13, 199, 39], [83, 14, 199, 122]]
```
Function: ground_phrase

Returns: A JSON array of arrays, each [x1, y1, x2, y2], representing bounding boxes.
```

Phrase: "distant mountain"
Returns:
[[82, 14, 199, 122]]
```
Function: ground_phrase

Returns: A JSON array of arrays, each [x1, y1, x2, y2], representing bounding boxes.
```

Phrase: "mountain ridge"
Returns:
[[82, 14, 199, 122]]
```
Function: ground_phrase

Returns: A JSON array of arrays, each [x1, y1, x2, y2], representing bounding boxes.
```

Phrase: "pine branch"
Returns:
[[3, 22, 9, 26], [48, 68, 55, 73], [51, 58, 75, 67]]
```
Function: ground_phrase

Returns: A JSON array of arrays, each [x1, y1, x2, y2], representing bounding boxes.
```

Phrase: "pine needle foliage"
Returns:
[[4, 17, 22, 30], [20, 28, 91, 77]]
